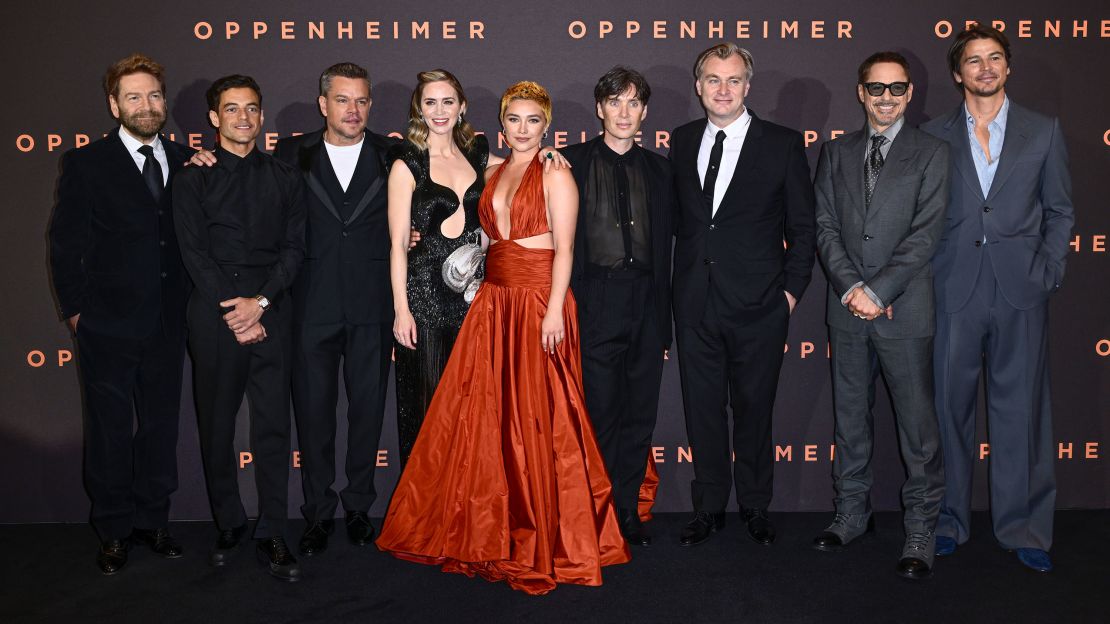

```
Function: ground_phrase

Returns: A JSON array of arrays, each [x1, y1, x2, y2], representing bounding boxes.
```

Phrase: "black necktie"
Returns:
[[864, 134, 887, 206], [137, 144, 164, 203], [703, 130, 727, 210]]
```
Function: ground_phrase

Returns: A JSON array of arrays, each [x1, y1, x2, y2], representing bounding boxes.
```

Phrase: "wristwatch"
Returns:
[[255, 294, 271, 311]]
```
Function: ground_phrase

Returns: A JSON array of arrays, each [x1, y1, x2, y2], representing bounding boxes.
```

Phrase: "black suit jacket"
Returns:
[[49, 128, 193, 338], [561, 137, 675, 349], [272, 129, 400, 325], [669, 112, 816, 326]]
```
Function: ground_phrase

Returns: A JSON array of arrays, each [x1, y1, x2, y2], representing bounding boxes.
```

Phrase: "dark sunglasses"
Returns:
[[862, 81, 910, 97]]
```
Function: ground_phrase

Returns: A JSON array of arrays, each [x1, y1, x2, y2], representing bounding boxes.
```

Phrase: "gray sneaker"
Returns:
[[897, 531, 935, 580], [812, 512, 874, 552]]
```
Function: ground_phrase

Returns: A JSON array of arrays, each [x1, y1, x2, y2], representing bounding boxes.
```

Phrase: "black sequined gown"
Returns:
[[391, 134, 488, 464]]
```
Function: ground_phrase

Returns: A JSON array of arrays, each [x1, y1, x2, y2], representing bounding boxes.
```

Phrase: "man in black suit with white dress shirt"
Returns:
[[49, 54, 194, 574], [670, 43, 816, 547]]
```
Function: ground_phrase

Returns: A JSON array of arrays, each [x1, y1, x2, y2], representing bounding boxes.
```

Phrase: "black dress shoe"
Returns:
[[618, 508, 652, 547], [97, 539, 129, 575], [740, 507, 776, 546], [210, 525, 246, 567], [346, 511, 375, 546], [299, 520, 333, 557], [679, 511, 725, 546], [256, 536, 302, 582], [132, 527, 183, 558]]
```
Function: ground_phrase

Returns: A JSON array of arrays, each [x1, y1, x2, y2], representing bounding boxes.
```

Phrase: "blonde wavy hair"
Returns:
[[406, 69, 477, 152]]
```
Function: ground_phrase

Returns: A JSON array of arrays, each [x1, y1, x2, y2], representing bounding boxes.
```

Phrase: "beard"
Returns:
[[120, 108, 166, 139]]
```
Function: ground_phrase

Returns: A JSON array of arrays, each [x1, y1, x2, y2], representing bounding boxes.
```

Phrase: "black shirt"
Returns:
[[173, 145, 306, 305], [584, 141, 651, 270]]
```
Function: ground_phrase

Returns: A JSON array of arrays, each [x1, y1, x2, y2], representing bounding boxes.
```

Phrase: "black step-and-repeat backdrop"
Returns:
[[2, 1, 1106, 523]]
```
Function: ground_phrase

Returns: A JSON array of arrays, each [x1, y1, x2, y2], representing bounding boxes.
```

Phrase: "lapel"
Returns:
[[985, 103, 1030, 202], [107, 128, 160, 204], [681, 120, 708, 215], [942, 106, 986, 202], [866, 125, 916, 217], [713, 112, 763, 219], [839, 128, 867, 220], [345, 137, 385, 224], [298, 130, 344, 223]]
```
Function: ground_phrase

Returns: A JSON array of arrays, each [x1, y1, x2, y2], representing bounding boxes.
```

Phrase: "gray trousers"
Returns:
[[829, 327, 944, 535], [934, 250, 1056, 551]]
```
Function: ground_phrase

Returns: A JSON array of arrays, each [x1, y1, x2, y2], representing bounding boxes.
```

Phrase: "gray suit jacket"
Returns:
[[815, 123, 949, 338], [921, 102, 1074, 312]]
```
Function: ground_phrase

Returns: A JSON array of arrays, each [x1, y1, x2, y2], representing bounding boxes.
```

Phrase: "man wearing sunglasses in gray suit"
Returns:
[[813, 51, 949, 579]]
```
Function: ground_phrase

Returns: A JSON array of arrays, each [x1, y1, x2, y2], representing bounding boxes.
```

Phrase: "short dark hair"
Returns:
[[206, 75, 262, 112], [857, 51, 911, 84], [947, 23, 1012, 79], [104, 53, 165, 99], [594, 66, 652, 106], [320, 62, 371, 97]]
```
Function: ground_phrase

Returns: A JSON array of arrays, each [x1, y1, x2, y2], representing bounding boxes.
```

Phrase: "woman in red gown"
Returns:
[[377, 81, 630, 594]]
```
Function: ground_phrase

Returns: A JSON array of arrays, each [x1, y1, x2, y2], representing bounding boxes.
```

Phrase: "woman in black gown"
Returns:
[[388, 69, 491, 464], [388, 70, 571, 464]]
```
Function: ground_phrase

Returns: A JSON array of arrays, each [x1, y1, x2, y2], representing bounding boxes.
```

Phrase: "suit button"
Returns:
[[863, 234, 872, 241], [159, 240, 166, 247], [160, 272, 167, 278], [983, 206, 992, 213], [343, 200, 350, 206], [158, 210, 164, 216], [342, 231, 349, 238], [709, 224, 716, 230], [974, 240, 982, 247], [233, 271, 240, 278]]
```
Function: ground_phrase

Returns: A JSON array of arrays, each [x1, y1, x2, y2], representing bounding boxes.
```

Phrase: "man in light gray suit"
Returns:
[[922, 24, 1073, 573], [812, 51, 949, 580]]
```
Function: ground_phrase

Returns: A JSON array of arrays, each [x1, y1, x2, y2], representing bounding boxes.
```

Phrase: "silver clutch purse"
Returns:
[[442, 230, 484, 303]]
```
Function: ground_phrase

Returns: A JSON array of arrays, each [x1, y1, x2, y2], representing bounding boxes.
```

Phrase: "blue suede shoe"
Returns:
[[1016, 548, 1053, 572], [935, 535, 957, 556]]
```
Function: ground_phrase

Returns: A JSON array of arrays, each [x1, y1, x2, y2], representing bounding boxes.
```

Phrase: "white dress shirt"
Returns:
[[697, 109, 752, 217], [117, 125, 169, 186]]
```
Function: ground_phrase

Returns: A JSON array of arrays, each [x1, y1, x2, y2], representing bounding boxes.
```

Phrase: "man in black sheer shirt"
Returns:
[[173, 75, 306, 582], [561, 67, 675, 546]]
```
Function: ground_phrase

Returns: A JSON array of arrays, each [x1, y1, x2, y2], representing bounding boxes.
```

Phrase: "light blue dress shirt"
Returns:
[[965, 97, 1009, 198]]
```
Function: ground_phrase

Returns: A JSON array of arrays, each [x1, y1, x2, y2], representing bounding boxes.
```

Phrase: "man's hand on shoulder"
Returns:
[[187, 148, 217, 168]]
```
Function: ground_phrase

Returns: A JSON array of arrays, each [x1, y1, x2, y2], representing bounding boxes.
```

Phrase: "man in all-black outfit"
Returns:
[[671, 43, 816, 546], [273, 63, 398, 556], [561, 67, 674, 546], [174, 75, 306, 581], [49, 54, 193, 575]]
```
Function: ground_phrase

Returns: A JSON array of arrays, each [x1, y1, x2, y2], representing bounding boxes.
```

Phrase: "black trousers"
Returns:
[[676, 291, 789, 512], [578, 271, 663, 511], [188, 291, 293, 539], [76, 320, 185, 540], [292, 321, 391, 523]]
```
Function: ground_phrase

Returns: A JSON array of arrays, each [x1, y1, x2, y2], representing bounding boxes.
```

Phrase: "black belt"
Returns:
[[583, 263, 651, 280]]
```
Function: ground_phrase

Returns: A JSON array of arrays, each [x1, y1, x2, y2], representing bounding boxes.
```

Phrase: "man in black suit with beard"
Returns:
[[274, 63, 399, 556], [49, 54, 194, 574], [670, 43, 816, 547]]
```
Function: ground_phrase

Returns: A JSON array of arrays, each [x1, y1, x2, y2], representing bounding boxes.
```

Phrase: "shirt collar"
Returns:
[[597, 139, 637, 165], [215, 144, 260, 171], [706, 108, 752, 139], [964, 96, 1010, 130], [118, 125, 164, 156], [867, 116, 904, 144]]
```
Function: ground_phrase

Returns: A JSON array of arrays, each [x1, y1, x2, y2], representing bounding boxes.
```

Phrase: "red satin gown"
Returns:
[[376, 156, 631, 595]]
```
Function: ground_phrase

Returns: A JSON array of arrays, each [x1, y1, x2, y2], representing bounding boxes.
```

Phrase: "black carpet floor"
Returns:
[[3, 511, 1106, 623]]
